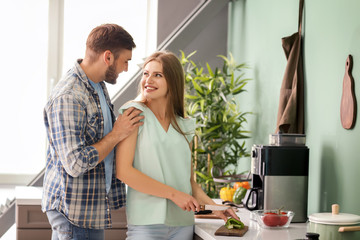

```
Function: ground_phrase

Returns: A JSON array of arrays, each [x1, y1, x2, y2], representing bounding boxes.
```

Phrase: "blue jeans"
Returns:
[[126, 224, 194, 240], [46, 210, 104, 240]]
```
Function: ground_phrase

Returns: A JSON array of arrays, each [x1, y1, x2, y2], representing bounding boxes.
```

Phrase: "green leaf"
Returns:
[[217, 54, 229, 65], [223, 114, 228, 122], [200, 99, 205, 112], [195, 171, 212, 181], [236, 78, 252, 85], [236, 63, 247, 69], [208, 79, 214, 91], [196, 67, 204, 75], [188, 102, 199, 114], [231, 82, 248, 95], [206, 63, 214, 77], [228, 103, 237, 112], [192, 79, 204, 94], [187, 50, 197, 59], [230, 73, 234, 88], [185, 94, 198, 100], [228, 113, 240, 123], [219, 92, 227, 102], [195, 148, 206, 153], [236, 73, 245, 81], [218, 76, 226, 86], [204, 125, 221, 133]]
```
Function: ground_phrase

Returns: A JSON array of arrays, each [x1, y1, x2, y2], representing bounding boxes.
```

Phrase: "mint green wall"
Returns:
[[229, 0, 360, 216]]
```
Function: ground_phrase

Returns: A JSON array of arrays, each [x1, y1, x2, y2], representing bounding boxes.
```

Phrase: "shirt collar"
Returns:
[[74, 59, 106, 93]]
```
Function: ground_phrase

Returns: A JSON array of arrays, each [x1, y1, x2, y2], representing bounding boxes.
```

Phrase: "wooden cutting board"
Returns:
[[340, 54, 357, 129], [194, 213, 222, 219], [214, 225, 249, 237]]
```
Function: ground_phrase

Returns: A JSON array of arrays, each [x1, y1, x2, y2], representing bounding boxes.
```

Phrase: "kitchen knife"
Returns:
[[199, 204, 231, 211]]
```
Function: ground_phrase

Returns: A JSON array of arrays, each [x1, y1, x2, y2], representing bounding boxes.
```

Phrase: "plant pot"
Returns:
[[308, 204, 360, 240]]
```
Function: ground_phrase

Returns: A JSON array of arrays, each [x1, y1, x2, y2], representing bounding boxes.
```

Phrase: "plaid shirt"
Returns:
[[42, 59, 126, 229]]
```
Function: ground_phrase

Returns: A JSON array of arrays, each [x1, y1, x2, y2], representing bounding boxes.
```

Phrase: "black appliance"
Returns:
[[244, 134, 309, 223]]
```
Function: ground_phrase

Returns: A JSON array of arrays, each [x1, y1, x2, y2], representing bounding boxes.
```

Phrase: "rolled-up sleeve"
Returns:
[[47, 94, 99, 177]]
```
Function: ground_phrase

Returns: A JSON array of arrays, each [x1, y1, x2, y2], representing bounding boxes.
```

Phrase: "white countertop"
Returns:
[[14, 187, 308, 239], [15, 186, 42, 205], [195, 208, 308, 240]]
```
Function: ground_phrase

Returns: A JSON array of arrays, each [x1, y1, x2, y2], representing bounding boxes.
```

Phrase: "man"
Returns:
[[42, 24, 144, 240]]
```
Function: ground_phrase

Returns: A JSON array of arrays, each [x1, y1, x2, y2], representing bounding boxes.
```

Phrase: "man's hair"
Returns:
[[86, 23, 136, 61]]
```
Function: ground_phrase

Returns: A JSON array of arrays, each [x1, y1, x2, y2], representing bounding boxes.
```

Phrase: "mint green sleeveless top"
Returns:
[[119, 102, 196, 226]]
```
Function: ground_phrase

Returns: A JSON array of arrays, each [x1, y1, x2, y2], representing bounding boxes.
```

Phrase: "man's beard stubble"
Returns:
[[104, 63, 118, 85]]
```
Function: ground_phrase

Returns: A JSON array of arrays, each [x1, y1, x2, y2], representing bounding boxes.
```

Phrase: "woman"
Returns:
[[116, 51, 239, 240]]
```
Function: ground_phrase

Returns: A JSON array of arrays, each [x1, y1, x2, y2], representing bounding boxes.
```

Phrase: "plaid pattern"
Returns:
[[42, 59, 126, 229]]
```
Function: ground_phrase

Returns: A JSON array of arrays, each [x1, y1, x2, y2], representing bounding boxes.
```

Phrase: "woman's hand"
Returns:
[[169, 191, 200, 212], [213, 207, 240, 222]]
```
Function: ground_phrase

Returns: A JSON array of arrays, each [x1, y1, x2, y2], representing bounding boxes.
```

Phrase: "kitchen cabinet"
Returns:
[[15, 186, 127, 240]]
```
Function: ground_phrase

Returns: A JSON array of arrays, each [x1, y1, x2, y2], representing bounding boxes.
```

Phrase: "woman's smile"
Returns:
[[141, 60, 168, 100], [144, 85, 158, 91]]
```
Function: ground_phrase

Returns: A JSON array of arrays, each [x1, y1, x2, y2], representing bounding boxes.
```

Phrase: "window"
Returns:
[[0, 0, 156, 177], [62, 0, 157, 97], [0, 0, 48, 175]]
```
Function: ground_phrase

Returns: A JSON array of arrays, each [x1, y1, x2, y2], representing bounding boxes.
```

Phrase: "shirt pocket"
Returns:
[[86, 112, 100, 144]]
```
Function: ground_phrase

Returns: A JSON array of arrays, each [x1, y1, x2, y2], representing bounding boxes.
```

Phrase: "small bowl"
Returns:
[[253, 210, 295, 229]]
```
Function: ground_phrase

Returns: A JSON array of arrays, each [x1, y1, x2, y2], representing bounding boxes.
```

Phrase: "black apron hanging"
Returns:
[[275, 0, 304, 134]]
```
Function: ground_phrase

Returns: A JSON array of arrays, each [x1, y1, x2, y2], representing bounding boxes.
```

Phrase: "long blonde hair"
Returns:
[[139, 51, 189, 141]]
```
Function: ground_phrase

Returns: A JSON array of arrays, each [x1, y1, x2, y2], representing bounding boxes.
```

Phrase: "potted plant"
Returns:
[[179, 51, 251, 197]]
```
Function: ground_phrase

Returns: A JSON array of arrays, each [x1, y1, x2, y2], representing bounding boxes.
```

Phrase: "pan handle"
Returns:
[[338, 226, 360, 232]]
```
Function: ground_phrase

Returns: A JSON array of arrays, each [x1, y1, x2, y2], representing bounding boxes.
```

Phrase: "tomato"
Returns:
[[262, 211, 289, 227], [233, 181, 251, 190], [262, 213, 280, 226], [233, 182, 242, 190], [279, 215, 289, 226], [242, 181, 251, 190]]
